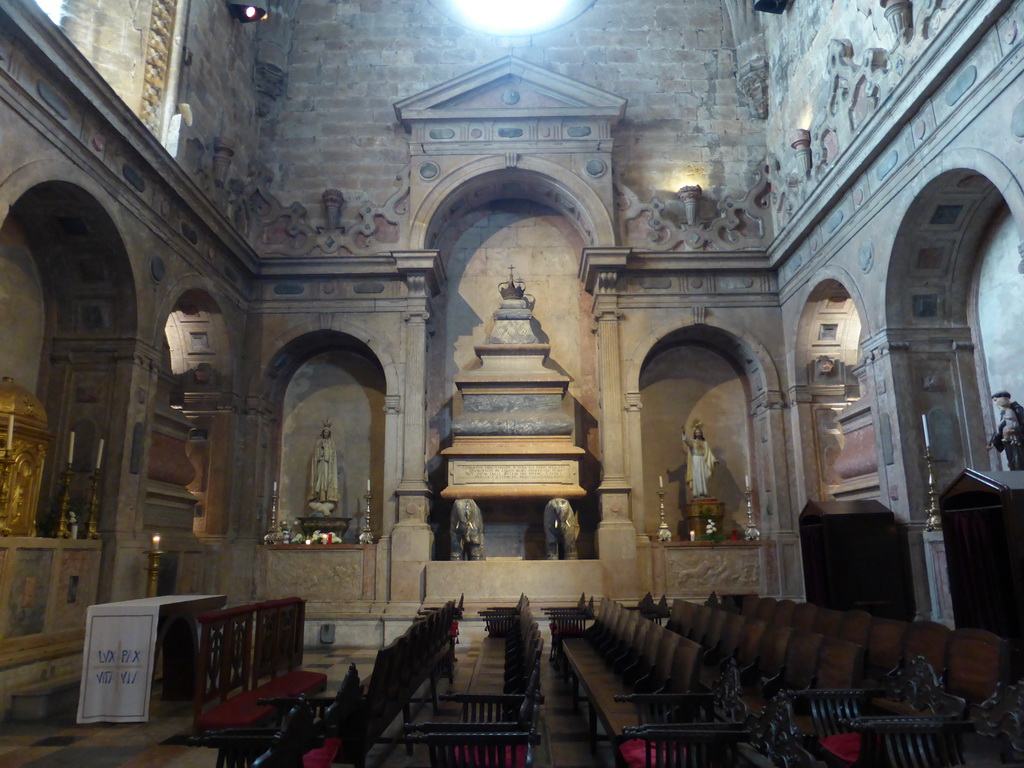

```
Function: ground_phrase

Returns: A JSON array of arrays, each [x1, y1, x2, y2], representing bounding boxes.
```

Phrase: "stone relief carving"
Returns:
[[666, 549, 760, 594], [264, 551, 363, 601], [140, 0, 179, 132], [616, 164, 772, 252]]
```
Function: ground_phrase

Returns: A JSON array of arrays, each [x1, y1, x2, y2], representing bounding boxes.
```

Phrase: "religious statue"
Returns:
[[682, 422, 717, 498], [989, 391, 1024, 471], [450, 498, 484, 561], [309, 421, 340, 515], [544, 497, 580, 560]]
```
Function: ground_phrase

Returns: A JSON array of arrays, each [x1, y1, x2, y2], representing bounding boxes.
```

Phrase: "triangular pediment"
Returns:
[[394, 56, 627, 125]]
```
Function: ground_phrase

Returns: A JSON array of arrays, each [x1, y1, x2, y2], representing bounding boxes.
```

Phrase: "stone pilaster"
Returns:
[[390, 251, 444, 602]]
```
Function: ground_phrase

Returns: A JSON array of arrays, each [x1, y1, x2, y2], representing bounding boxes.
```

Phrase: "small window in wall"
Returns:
[[33, 0, 62, 24], [818, 323, 839, 342], [431, 0, 595, 35]]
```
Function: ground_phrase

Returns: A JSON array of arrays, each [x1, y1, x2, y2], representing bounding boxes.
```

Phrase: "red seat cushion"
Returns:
[[303, 737, 342, 768], [455, 744, 527, 767], [819, 733, 861, 766], [257, 671, 328, 698], [619, 738, 648, 768], [196, 690, 275, 732]]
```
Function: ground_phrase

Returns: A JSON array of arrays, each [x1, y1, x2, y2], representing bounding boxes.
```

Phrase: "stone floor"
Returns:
[[0, 620, 1010, 767], [0, 621, 618, 768]]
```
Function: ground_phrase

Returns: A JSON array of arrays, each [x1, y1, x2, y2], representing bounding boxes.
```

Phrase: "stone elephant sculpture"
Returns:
[[450, 498, 485, 561], [544, 497, 579, 560]]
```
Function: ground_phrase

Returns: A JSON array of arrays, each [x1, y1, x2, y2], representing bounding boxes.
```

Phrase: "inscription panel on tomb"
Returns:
[[450, 460, 577, 485]]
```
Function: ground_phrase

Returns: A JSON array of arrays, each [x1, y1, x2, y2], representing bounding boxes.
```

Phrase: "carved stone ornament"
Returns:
[[617, 164, 772, 252], [815, 355, 837, 377]]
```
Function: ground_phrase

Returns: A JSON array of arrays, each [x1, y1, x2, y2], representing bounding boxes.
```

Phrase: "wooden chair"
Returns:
[[898, 621, 951, 677], [973, 677, 1024, 761], [944, 628, 1009, 707], [835, 610, 872, 650], [745, 692, 822, 768], [618, 723, 748, 768], [731, 617, 767, 679], [667, 599, 697, 637], [772, 599, 797, 627], [864, 617, 909, 681], [812, 607, 844, 639], [753, 597, 778, 624], [740, 595, 761, 618], [762, 630, 824, 699], [407, 730, 540, 768], [792, 603, 819, 632], [687, 605, 713, 647], [699, 609, 729, 656]]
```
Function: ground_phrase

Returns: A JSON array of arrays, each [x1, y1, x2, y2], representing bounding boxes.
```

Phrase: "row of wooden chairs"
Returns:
[[406, 595, 544, 767]]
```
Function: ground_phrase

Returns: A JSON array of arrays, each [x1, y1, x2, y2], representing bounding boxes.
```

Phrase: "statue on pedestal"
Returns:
[[309, 420, 340, 516], [682, 422, 717, 499], [450, 498, 484, 560], [544, 497, 579, 560], [990, 391, 1024, 471]]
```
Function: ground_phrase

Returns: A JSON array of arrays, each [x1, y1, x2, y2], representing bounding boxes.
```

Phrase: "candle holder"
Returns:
[[265, 485, 282, 544], [144, 542, 163, 598], [55, 465, 73, 538], [656, 488, 672, 542], [85, 470, 101, 539], [358, 492, 374, 544], [924, 447, 942, 532], [0, 450, 13, 537], [744, 488, 761, 540]]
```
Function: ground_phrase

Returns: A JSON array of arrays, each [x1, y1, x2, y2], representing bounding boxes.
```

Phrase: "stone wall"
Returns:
[[260, 0, 768, 216]]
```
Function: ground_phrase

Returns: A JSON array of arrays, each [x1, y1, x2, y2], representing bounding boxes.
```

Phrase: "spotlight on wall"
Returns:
[[228, 3, 268, 22], [753, 0, 788, 12]]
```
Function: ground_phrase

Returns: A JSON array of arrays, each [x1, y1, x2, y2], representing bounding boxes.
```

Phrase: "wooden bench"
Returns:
[[338, 599, 458, 768], [189, 663, 362, 768], [193, 598, 328, 734]]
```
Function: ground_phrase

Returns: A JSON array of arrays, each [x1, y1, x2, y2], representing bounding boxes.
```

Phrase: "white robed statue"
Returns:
[[682, 422, 717, 498], [309, 421, 340, 515]]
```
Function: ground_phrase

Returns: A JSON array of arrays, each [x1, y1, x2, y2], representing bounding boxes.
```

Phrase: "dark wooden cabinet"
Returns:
[[799, 500, 913, 620], [940, 469, 1024, 638]]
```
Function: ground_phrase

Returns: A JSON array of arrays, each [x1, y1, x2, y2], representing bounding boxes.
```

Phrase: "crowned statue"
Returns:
[[309, 420, 340, 516]]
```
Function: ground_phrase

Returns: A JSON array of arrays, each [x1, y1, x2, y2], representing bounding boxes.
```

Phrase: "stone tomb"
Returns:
[[442, 276, 585, 502]]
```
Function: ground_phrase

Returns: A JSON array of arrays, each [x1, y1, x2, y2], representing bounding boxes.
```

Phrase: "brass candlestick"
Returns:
[[145, 537, 163, 598], [0, 450, 13, 537], [85, 470, 101, 539], [656, 488, 672, 542], [264, 485, 282, 544], [359, 492, 374, 544], [55, 465, 73, 538], [924, 447, 942, 532], [744, 488, 761, 540]]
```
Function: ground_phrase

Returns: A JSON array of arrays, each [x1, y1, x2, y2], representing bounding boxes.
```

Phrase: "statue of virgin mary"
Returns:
[[309, 420, 340, 515]]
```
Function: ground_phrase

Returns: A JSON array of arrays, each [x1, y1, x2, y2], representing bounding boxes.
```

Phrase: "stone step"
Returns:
[[11, 675, 80, 721]]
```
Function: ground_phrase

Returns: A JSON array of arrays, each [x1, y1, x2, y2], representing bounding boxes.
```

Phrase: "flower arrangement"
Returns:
[[699, 515, 726, 543]]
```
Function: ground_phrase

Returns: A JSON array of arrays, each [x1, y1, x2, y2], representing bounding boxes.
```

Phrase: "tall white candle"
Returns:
[[152, 533, 160, 549], [95, 438, 104, 471], [921, 413, 931, 448], [658, 475, 663, 489], [273, 480, 278, 493], [5, 413, 13, 453], [68, 431, 75, 465], [745, 474, 750, 490], [366, 478, 371, 493]]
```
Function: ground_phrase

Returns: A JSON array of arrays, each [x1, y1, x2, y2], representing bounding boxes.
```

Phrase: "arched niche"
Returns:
[[272, 332, 387, 541], [422, 191, 602, 557], [2, 181, 137, 531], [638, 326, 756, 539], [161, 288, 236, 535], [793, 279, 867, 501], [884, 167, 1018, 475]]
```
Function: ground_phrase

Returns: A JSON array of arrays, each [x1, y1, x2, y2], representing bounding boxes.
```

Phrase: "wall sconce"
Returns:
[[676, 185, 702, 226], [790, 129, 812, 174], [753, 0, 788, 13], [228, 3, 268, 22]]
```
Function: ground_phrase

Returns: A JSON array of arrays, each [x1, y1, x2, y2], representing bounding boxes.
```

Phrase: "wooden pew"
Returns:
[[193, 599, 328, 734]]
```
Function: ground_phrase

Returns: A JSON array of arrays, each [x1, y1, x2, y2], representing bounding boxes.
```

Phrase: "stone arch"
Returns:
[[266, 329, 389, 538], [630, 319, 781, 538], [792, 277, 869, 502], [258, 319, 399, 405], [410, 156, 618, 251], [625, 316, 780, 399]]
